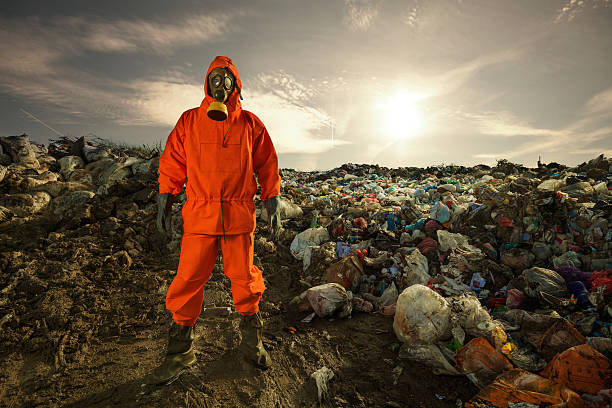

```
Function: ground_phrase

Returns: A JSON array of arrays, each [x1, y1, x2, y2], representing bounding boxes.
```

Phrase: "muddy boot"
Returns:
[[148, 321, 196, 385], [238, 312, 271, 370]]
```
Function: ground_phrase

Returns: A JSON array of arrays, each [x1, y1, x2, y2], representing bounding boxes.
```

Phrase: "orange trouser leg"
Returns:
[[219, 232, 266, 316], [166, 232, 217, 326]]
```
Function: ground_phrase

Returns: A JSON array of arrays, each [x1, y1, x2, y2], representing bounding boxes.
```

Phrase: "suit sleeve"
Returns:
[[158, 114, 187, 195], [253, 124, 281, 200]]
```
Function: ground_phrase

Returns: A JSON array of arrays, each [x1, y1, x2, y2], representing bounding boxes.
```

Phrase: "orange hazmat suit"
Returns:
[[158, 56, 281, 326]]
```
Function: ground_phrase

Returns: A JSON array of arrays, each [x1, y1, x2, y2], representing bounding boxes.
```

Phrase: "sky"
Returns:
[[1, 0, 611, 171]]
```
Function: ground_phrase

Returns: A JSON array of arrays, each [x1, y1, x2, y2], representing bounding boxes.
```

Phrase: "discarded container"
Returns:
[[470, 272, 486, 291], [393, 284, 451, 344], [541, 344, 612, 395]]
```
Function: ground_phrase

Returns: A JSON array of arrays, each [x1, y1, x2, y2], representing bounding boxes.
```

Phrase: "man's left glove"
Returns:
[[156, 192, 175, 236], [264, 195, 281, 241]]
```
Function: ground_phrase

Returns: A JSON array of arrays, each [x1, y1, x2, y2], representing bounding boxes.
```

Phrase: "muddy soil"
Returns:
[[0, 214, 476, 408]]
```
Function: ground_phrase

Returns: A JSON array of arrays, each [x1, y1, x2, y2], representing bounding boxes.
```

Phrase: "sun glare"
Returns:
[[382, 92, 425, 140]]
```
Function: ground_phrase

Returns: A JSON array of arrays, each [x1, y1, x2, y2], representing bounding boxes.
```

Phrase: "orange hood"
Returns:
[[202, 55, 243, 115]]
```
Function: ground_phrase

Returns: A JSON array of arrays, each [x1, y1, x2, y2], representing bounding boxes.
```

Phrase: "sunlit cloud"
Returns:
[[244, 72, 347, 154], [343, 0, 379, 31], [121, 80, 203, 126], [465, 92, 612, 161], [555, 0, 611, 23], [466, 111, 566, 137]]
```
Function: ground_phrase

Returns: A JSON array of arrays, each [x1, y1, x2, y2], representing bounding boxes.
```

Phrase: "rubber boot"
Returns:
[[238, 312, 271, 369], [148, 321, 196, 385]]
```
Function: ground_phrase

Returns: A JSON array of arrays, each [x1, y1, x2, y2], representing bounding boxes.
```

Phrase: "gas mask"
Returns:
[[206, 67, 235, 121]]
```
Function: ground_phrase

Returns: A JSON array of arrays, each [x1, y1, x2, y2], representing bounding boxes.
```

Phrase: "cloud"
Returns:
[[402, 2, 420, 27], [243, 71, 347, 154], [465, 111, 566, 138], [0, 13, 236, 127], [0, 13, 233, 76], [584, 86, 612, 115], [465, 90, 612, 161], [555, 0, 612, 23], [343, 0, 379, 31], [121, 80, 204, 126]]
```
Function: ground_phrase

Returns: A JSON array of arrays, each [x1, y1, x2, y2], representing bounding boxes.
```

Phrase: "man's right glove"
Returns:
[[156, 192, 175, 235], [264, 195, 281, 241]]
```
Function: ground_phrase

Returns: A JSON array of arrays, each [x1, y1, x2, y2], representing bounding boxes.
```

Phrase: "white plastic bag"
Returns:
[[393, 284, 451, 344], [303, 283, 352, 318], [290, 227, 330, 260], [398, 342, 461, 375], [437, 230, 469, 252], [401, 249, 430, 288]]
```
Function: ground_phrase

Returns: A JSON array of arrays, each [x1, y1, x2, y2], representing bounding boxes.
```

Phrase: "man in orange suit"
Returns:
[[150, 56, 281, 384]]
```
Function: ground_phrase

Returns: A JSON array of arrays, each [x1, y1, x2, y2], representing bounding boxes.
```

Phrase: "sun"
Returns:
[[382, 91, 425, 140]]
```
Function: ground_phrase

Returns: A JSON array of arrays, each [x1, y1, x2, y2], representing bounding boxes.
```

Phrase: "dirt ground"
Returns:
[[0, 210, 478, 408]]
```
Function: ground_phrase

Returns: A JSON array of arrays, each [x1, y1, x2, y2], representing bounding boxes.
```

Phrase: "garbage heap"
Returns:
[[0, 134, 172, 373], [0, 133, 610, 407], [282, 158, 612, 408]]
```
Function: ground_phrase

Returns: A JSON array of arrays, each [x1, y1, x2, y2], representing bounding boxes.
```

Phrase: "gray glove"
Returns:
[[156, 192, 175, 235], [264, 195, 281, 240]]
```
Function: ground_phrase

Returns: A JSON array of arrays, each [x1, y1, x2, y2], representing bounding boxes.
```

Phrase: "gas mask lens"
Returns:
[[211, 75, 222, 88], [210, 74, 233, 91], [223, 76, 233, 91]]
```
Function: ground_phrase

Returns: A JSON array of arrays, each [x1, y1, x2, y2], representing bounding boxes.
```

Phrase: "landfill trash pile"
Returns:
[[283, 156, 612, 407], [0, 133, 610, 407]]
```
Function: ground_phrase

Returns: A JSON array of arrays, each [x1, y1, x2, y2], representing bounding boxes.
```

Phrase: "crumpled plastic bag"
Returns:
[[393, 284, 451, 344], [290, 227, 330, 260], [430, 201, 450, 223], [538, 319, 586, 361], [437, 230, 469, 252], [448, 293, 493, 336], [398, 342, 461, 375], [553, 251, 582, 269], [465, 369, 584, 408], [311, 366, 334, 403], [321, 255, 364, 292], [294, 283, 353, 319], [518, 267, 569, 299], [417, 237, 438, 255], [400, 248, 430, 288], [455, 337, 513, 388], [541, 344, 612, 395]]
